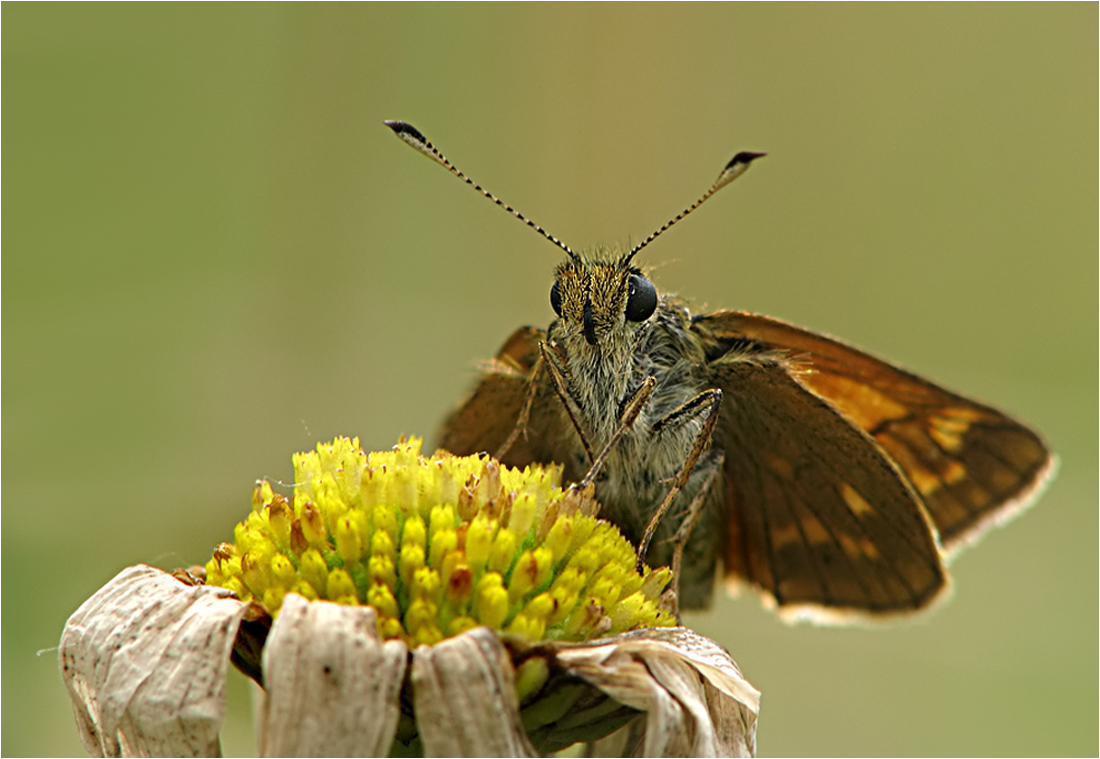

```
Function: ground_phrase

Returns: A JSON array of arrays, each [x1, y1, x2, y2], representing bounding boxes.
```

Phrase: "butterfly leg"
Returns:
[[538, 340, 596, 463], [495, 353, 545, 460], [636, 388, 723, 572], [666, 453, 724, 617], [578, 376, 657, 490]]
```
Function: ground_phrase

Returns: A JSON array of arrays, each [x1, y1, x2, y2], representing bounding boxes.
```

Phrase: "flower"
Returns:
[[60, 438, 759, 757]]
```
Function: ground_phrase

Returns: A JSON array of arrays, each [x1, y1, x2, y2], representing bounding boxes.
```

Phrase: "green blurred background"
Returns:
[[4, 4, 1096, 756]]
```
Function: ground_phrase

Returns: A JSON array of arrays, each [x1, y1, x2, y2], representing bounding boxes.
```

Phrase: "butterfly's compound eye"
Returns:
[[550, 280, 563, 316], [625, 274, 658, 322]]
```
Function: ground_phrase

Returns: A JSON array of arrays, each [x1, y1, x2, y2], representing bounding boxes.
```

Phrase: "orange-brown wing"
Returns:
[[694, 311, 1054, 557], [707, 354, 948, 618], [436, 326, 575, 470]]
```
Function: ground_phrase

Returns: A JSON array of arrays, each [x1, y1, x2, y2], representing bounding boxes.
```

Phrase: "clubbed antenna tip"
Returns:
[[383, 120, 578, 260], [624, 149, 765, 264]]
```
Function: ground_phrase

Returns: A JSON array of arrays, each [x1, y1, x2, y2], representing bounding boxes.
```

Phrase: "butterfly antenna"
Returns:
[[384, 120, 578, 262], [624, 150, 766, 265]]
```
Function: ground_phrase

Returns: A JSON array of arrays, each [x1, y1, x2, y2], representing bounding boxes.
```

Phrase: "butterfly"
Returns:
[[386, 120, 1054, 621]]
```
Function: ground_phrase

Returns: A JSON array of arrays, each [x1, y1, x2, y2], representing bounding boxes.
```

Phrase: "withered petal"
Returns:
[[257, 595, 408, 757], [59, 565, 248, 757], [411, 627, 538, 757], [555, 627, 759, 757]]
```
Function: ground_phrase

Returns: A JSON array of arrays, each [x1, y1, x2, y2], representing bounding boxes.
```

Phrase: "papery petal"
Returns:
[[633, 627, 760, 715], [703, 677, 757, 759], [555, 627, 759, 758], [59, 565, 248, 757], [411, 627, 538, 757], [257, 594, 408, 757]]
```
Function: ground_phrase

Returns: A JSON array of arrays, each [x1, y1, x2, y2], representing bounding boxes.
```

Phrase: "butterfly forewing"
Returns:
[[693, 311, 1054, 556], [709, 355, 948, 616]]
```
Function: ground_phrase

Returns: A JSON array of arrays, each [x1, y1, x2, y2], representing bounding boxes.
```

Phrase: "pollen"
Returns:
[[205, 437, 675, 644]]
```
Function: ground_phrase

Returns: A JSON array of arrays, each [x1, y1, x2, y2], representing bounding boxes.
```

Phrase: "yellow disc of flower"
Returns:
[[205, 437, 674, 647]]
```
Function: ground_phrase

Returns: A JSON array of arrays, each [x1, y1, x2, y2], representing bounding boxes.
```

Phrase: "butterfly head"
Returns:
[[550, 254, 658, 349]]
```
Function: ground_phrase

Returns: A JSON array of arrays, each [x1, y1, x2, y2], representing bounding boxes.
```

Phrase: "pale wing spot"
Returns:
[[770, 522, 804, 550], [931, 414, 972, 435], [799, 373, 909, 431], [928, 415, 971, 452], [837, 533, 862, 561], [936, 406, 988, 423], [840, 483, 876, 517], [838, 529, 881, 561], [928, 425, 962, 453], [858, 537, 881, 560], [941, 459, 967, 485], [876, 436, 942, 496], [765, 452, 794, 479], [801, 515, 831, 545]]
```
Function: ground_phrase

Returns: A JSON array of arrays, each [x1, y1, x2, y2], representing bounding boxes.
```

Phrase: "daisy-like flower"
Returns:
[[60, 437, 759, 757]]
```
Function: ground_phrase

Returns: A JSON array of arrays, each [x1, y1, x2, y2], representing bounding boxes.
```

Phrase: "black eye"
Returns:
[[550, 280, 563, 316], [625, 274, 657, 322]]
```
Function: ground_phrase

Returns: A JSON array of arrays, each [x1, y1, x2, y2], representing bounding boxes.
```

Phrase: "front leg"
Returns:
[[578, 376, 656, 490], [539, 340, 596, 463], [495, 351, 545, 461], [636, 388, 723, 571]]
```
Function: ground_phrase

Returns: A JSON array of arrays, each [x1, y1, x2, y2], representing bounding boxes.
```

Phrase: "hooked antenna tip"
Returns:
[[384, 120, 427, 143], [724, 151, 767, 171]]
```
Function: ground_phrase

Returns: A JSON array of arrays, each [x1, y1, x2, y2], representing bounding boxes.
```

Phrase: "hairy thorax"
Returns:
[[552, 298, 715, 544]]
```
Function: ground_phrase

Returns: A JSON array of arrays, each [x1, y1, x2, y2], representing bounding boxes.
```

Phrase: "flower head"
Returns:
[[204, 437, 674, 646]]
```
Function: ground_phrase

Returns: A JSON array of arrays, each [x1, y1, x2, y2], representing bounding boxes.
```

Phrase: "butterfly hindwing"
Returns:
[[437, 326, 579, 473], [706, 351, 948, 617], [437, 326, 544, 464], [693, 311, 1053, 556]]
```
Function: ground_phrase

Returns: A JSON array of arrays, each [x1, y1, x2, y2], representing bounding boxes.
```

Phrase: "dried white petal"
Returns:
[[702, 677, 756, 759], [556, 627, 759, 758], [257, 594, 408, 757], [411, 627, 538, 757], [616, 627, 760, 718], [59, 564, 248, 758]]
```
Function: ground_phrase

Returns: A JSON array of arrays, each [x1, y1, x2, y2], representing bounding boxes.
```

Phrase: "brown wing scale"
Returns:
[[693, 311, 1054, 557]]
